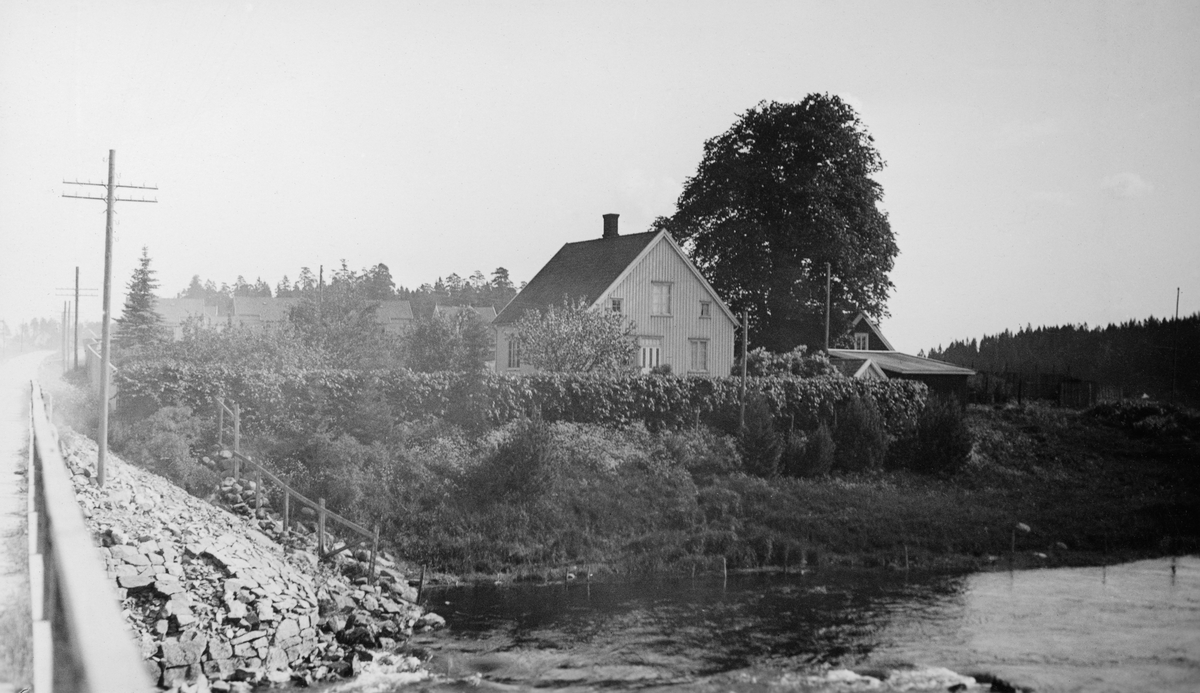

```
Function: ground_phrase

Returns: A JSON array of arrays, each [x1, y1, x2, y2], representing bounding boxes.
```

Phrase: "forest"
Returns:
[[928, 314, 1200, 405]]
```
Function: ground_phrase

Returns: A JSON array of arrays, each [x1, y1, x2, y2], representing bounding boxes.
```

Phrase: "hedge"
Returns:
[[115, 361, 927, 436]]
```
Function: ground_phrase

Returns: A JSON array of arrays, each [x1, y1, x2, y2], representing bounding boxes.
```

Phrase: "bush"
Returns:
[[110, 406, 218, 495], [466, 415, 556, 503], [901, 396, 973, 475], [662, 426, 742, 480], [738, 396, 781, 477], [832, 395, 888, 473], [779, 423, 835, 478]]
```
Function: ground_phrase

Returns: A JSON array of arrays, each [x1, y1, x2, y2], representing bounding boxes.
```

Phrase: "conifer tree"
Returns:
[[114, 246, 167, 350]]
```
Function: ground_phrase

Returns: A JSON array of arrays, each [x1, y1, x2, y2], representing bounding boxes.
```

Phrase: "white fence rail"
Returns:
[[28, 381, 154, 692]]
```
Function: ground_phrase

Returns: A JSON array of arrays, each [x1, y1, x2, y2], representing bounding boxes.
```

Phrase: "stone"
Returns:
[[225, 601, 247, 620], [155, 579, 184, 597], [202, 658, 235, 680], [118, 574, 155, 591], [418, 612, 446, 629], [161, 665, 189, 688], [207, 636, 233, 661], [231, 630, 266, 646], [274, 619, 300, 643], [162, 636, 205, 667]]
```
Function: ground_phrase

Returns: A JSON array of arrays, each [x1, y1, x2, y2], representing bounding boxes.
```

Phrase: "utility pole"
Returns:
[[739, 309, 748, 429], [63, 150, 157, 486], [824, 262, 831, 351], [56, 267, 97, 371]]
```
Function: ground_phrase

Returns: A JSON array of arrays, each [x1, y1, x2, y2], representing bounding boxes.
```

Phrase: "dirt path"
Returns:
[[0, 350, 51, 688]]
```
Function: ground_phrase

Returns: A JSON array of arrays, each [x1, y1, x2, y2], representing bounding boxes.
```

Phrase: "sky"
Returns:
[[1, 0, 1197, 353]]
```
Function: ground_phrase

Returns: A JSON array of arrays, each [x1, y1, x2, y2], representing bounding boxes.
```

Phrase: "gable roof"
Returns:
[[828, 349, 975, 377], [376, 300, 414, 322], [154, 298, 216, 324], [232, 297, 300, 321], [848, 312, 895, 351], [435, 304, 497, 323], [494, 230, 661, 325]]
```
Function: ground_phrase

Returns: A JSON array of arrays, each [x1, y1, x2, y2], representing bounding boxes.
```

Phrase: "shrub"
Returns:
[[902, 396, 973, 475], [779, 423, 835, 478], [110, 406, 217, 495], [662, 426, 742, 480], [832, 395, 888, 472], [738, 396, 781, 477], [466, 415, 556, 503]]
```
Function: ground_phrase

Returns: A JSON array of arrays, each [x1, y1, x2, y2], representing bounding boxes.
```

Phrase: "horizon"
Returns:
[[2, 1, 1197, 354]]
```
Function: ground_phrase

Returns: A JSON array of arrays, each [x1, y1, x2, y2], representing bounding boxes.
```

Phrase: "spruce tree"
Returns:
[[114, 246, 167, 350]]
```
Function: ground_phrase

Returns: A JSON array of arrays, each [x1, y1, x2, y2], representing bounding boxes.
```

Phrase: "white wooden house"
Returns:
[[493, 214, 739, 375]]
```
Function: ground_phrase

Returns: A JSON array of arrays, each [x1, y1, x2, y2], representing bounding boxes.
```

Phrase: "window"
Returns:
[[689, 339, 709, 372], [611, 298, 623, 313], [699, 301, 712, 319], [507, 338, 521, 368], [652, 282, 672, 316], [854, 332, 869, 351]]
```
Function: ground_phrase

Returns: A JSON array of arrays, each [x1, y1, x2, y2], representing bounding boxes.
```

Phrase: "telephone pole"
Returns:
[[824, 262, 832, 351], [1172, 287, 1181, 402], [63, 150, 157, 486], [56, 267, 98, 370]]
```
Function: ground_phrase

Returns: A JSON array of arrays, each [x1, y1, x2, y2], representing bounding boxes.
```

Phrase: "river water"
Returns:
[[333, 557, 1200, 692]]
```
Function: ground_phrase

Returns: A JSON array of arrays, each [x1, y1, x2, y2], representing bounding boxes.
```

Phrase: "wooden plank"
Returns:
[[230, 452, 373, 537]]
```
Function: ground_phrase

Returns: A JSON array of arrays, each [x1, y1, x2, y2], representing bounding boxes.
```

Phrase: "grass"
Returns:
[[0, 444, 31, 689]]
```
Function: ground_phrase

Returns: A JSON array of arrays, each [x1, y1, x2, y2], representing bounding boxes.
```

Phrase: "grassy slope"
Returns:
[[794, 403, 1199, 571]]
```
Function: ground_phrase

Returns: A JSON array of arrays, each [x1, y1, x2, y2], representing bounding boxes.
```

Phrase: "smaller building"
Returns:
[[155, 298, 220, 340], [827, 313, 974, 399]]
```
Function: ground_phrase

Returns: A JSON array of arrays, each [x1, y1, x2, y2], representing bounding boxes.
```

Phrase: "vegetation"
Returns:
[[114, 246, 167, 352], [653, 95, 897, 353], [512, 297, 637, 374], [928, 313, 1200, 406], [406, 310, 491, 373]]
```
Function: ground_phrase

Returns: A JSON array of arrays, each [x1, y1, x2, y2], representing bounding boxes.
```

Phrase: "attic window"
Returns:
[[699, 301, 711, 319], [611, 298, 623, 313], [652, 282, 672, 316], [854, 332, 869, 350]]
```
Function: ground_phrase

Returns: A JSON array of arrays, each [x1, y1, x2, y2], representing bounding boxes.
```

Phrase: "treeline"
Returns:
[[176, 262, 521, 318], [929, 313, 1200, 404], [0, 317, 63, 354]]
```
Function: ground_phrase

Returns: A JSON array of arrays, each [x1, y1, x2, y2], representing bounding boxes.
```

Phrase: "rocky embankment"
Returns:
[[58, 430, 443, 691]]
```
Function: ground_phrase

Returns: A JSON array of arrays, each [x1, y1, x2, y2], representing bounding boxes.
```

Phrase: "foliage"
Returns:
[[831, 394, 888, 472], [512, 297, 637, 374], [928, 312, 1200, 406], [779, 424, 835, 478], [740, 346, 839, 378], [653, 95, 897, 352], [738, 395, 780, 477], [114, 246, 168, 353], [661, 426, 742, 481], [114, 363, 929, 439], [110, 406, 218, 495], [287, 264, 402, 369], [406, 310, 491, 373], [894, 396, 973, 475]]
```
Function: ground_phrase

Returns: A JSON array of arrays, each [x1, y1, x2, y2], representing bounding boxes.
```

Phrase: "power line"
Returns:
[[62, 150, 158, 487]]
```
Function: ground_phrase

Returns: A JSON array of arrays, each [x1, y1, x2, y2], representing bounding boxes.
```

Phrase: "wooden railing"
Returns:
[[214, 398, 380, 582], [28, 382, 154, 692]]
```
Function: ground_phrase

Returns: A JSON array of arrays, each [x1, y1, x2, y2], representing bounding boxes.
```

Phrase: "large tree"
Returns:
[[512, 298, 636, 374], [114, 246, 168, 350], [653, 95, 898, 353]]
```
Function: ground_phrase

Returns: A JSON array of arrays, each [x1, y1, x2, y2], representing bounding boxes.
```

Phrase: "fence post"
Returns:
[[318, 498, 326, 558], [232, 403, 241, 481], [254, 466, 262, 515], [217, 398, 224, 448], [368, 525, 379, 586], [283, 490, 290, 535]]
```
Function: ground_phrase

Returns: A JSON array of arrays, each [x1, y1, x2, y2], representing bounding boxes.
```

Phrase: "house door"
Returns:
[[639, 339, 661, 373]]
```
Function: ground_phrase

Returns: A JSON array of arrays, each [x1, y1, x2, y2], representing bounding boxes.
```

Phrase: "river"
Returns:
[[332, 556, 1199, 692]]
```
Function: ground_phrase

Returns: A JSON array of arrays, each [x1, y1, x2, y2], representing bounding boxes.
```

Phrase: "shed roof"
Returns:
[[231, 297, 300, 321], [827, 349, 975, 377], [154, 298, 215, 324], [376, 300, 414, 322], [494, 230, 661, 325]]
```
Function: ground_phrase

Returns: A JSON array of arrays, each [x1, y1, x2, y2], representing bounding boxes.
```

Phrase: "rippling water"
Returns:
[[332, 557, 1200, 692]]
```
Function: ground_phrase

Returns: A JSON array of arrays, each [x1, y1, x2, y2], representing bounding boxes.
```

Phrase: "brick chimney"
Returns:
[[602, 213, 619, 239]]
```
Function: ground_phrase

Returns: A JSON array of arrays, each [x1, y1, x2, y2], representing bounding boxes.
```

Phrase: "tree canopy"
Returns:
[[513, 298, 636, 374], [114, 246, 167, 351], [653, 95, 897, 353]]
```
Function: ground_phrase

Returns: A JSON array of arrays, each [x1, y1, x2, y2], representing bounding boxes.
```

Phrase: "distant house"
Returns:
[[230, 297, 300, 330], [377, 300, 416, 335], [230, 296, 414, 335], [493, 214, 738, 375], [433, 304, 497, 325], [155, 298, 220, 340], [827, 313, 974, 398]]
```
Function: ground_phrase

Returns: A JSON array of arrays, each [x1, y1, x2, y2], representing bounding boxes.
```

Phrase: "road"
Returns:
[[0, 351, 51, 690]]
